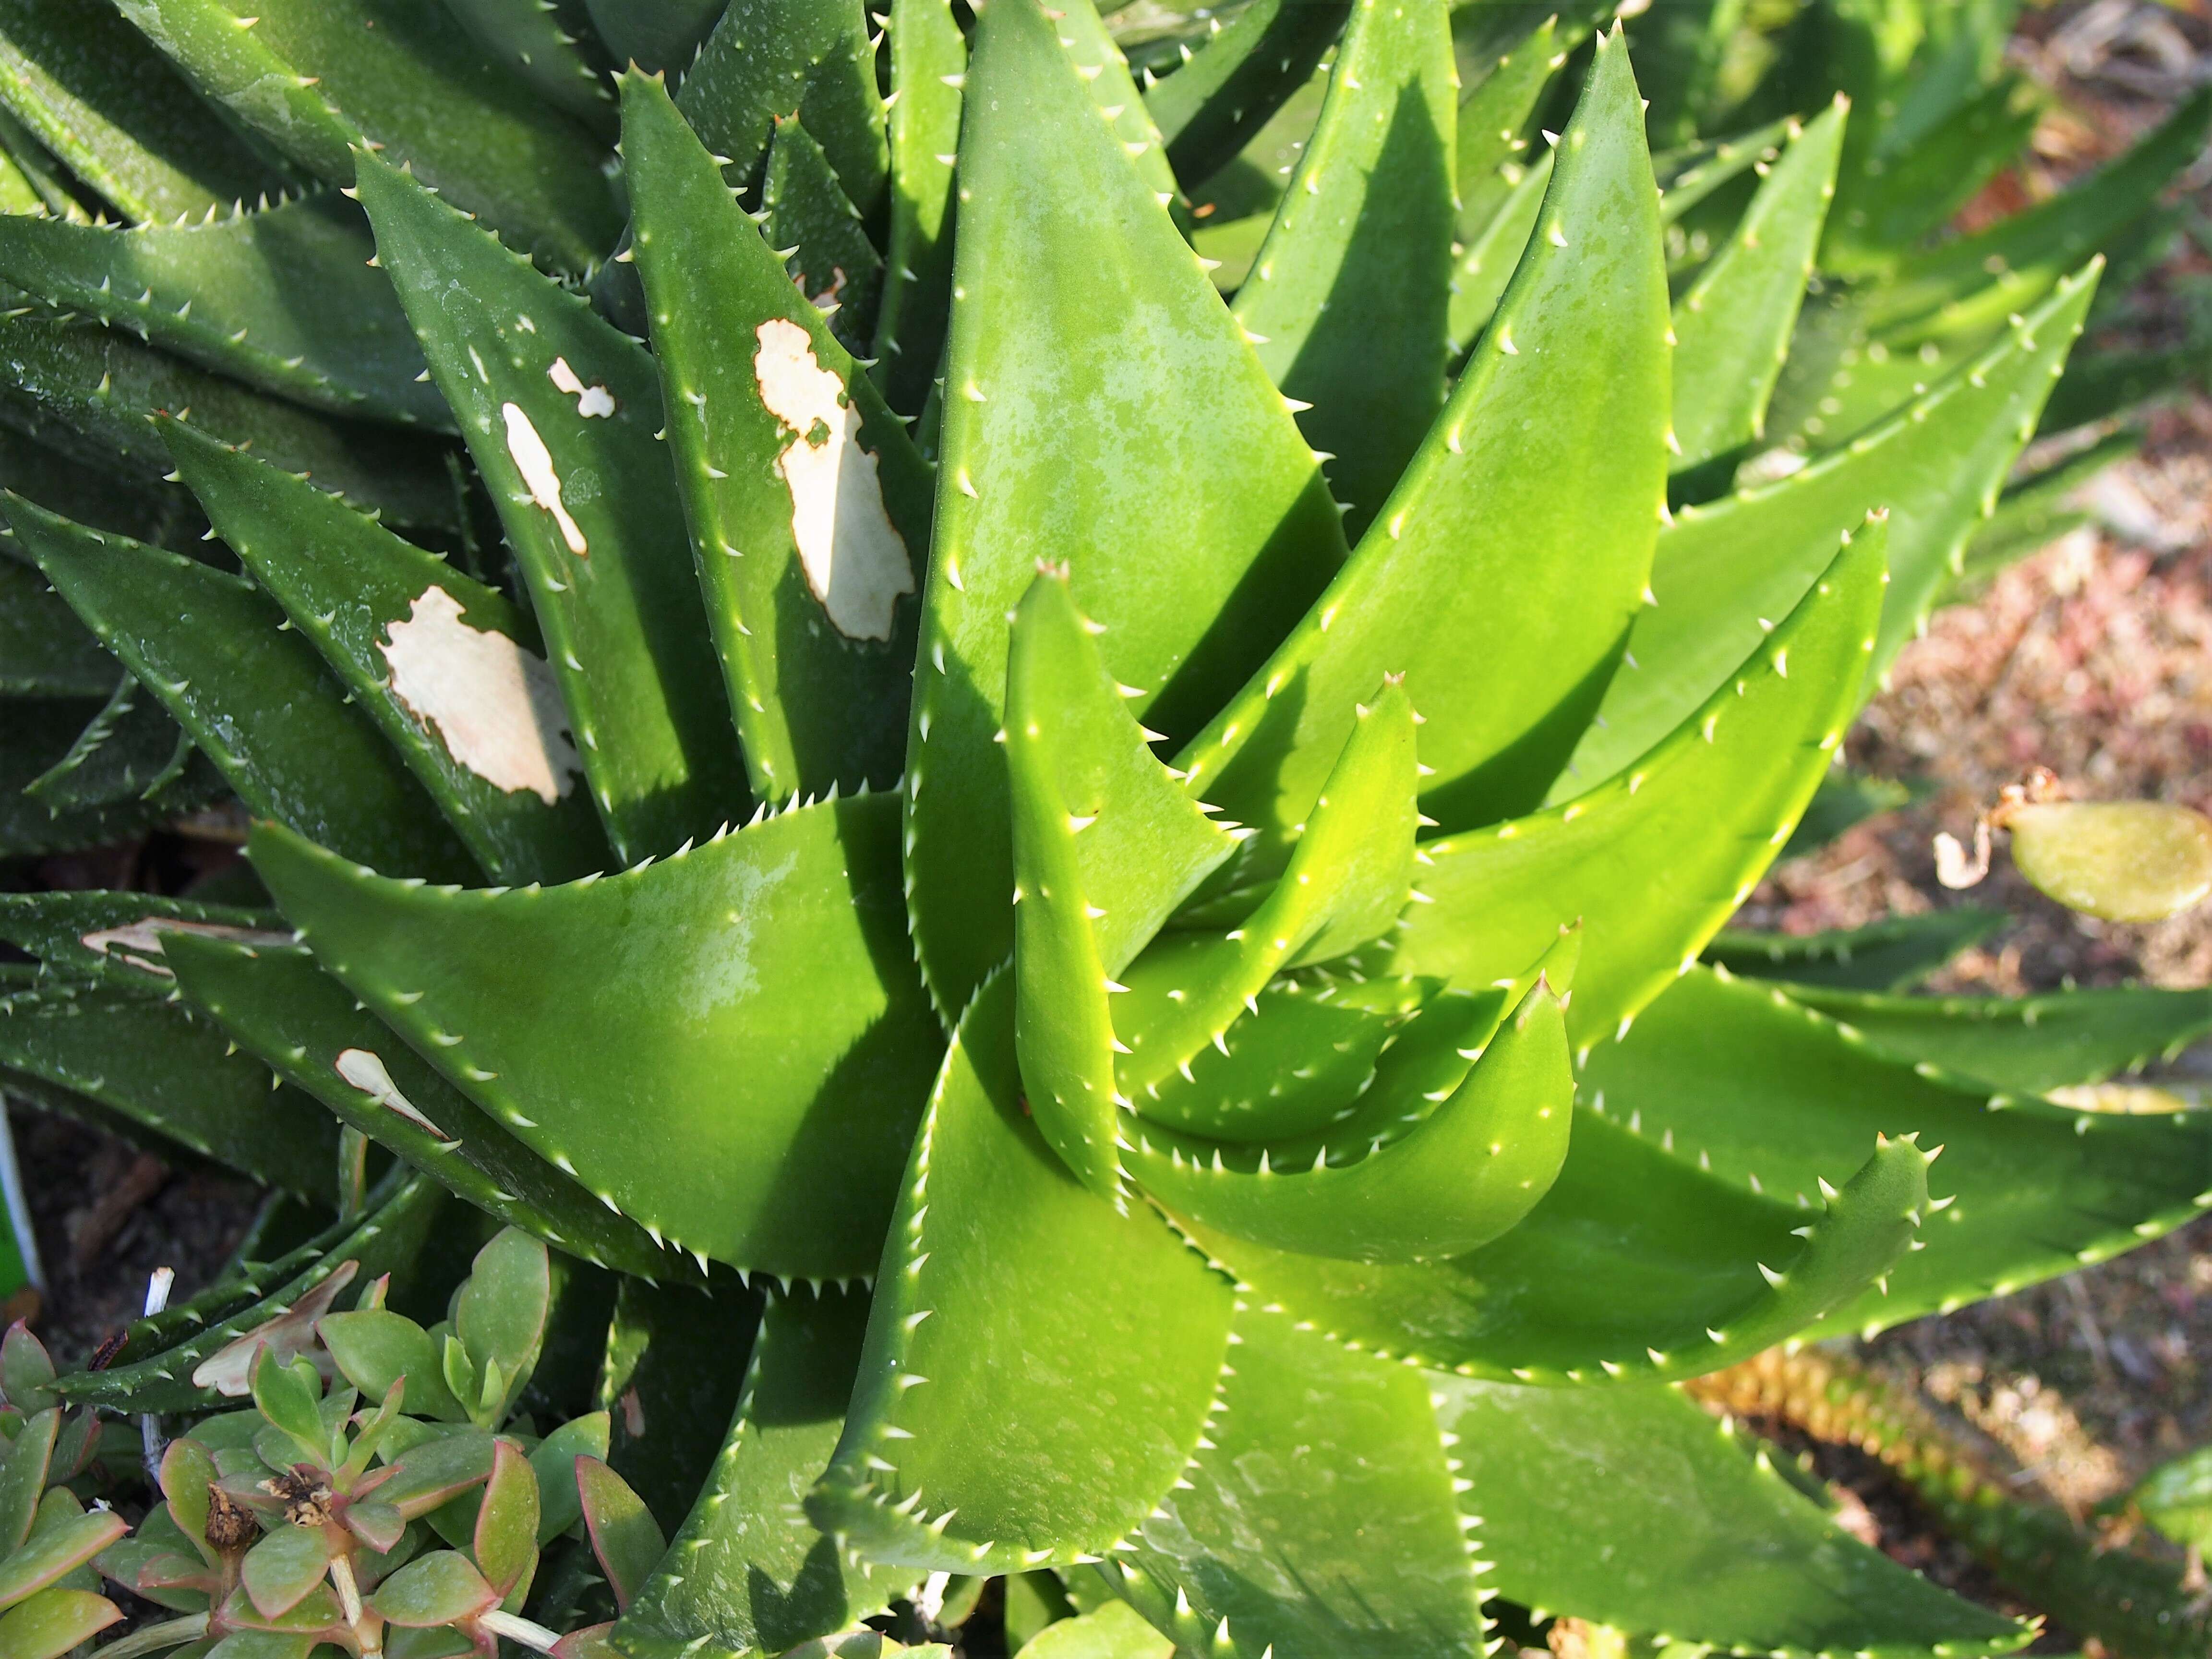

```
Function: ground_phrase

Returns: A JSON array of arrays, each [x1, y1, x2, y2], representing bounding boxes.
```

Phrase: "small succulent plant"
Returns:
[[0, 1323, 128, 1659], [0, 0, 2209, 1655]]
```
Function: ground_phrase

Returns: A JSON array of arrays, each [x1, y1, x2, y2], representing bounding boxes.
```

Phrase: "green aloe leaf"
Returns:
[[1145, 0, 1350, 196], [1444, 147, 1547, 361], [1181, 31, 1666, 858], [1230, 0, 1455, 537], [441, 0, 613, 133], [1669, 99, 1843, 476], [810, 974, 1235, 1574], [1137, 967, 1573, 1264], [159, 932, 696, 1284], [1578, 965, 2212, 1336], [1563, 268, 2096, 794], [763, 119, 883, 357], [0, 194, 446, 429], [581, 0, 722, 75], [163, 419, 608, 886], [1452, 15, 1560, 243], [1704, 908, 2006, 993], [1829, 73, 2040, 269], [1053, 0, 1183, 216], [1005, 571, 1245, 1195], [1652, 118, 1793, 225], [1780, 982, 2212, 1095], [0, 980, 337, 1194], [677, 0, 888, 218], [357, 149, 747, 863], [0, 311, 458, 532], [113, 0, 620, 272], [1384, 520, 1883, 1048], [0, 0, 289, 225], [243, 794, 941, 1278], [870, 0, 963, 418], [1866, 87, 2212, 345], [1175, 1109, 1927, 1384], [1086, 1304, 1484, 1659], [598, 1277, 754, 1535], [1435, 1379, 2026, 1656], [904, 0, 1346, 1017], [0, 556, 110, 697], [0, 890, 286, 992], [620, 72, 928, 807], [1626, 0, 1742, 149], [57, 1170, 446, 1412], [25, 672, 193, 810], [4, 494, 480, 881], [616, 1287, 912, 1659]]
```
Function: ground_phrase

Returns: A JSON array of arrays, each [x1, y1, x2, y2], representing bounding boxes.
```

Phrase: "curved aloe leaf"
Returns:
[[5, 495, 480, 881], [114, 0, 620, 272], [903, 0, 1346, 1016], [1181, 31, 1667, 856], [1176, 1111, 1926, 1383], [159, 931, 697, 1284], [357, 150, 747, 863], [0, 311, 458, 532], [1704, 908, 2006, 993], [616, 1287, 913, 1659], [162, 419, 608, 886], [870, 0, 963, 418], [245, 794, 942, 1279], [1385, 520, 1883, 1047], [1444, 147, 1548, 360], [1143, 0, 1350, 192], [1231, 0, 1455, 537], [1578, 965, 2212, 1335], [596, 1279, 752, 1535], [1437, 1379, 2028, 1656], [1087, 1304, 1485, 1659], [0, 979, 337, 1195], [1781, 981, 2212, 1095], [0, 194, 448, 429], [0, 890, 286, 991], [1136, 969, 1572, 1264], [0, 697, 217, 858], [1670, 99, 1843, 475], [810, 974, 1235, 1574], [0, 0, 289, 225], [58, 1170, 448, 1412], [1563, 268, 2095, 794], [621, 72, 927, 807], [1054, 0, 1183, 215], [1453, 15, 1560, 243], [581, 0, 722, 76]]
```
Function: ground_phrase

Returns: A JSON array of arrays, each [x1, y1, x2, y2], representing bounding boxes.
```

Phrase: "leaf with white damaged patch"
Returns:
[[623, 72, 929, 806], [1, 492, 481, 884], [1230, 0, 1456, 538], [1377, 521, 1883, 1047], [0, 889, 288, 991], [0, 979, 337, 1196], [113, 0, 620, 272], [808, 974, 1234, 1573], [57, 1170, 448, 1412], [162, 418, 608, 886], [1086, 1302, 1487, 1659], [357, 150, 749, 865], [0, 193, 449, 430], [1178, 32, 1668, 888], [159, 931, 701, 1283], [1561, 266, 2099, 795], [905, 0, 1347, 1018], [245, 793, 943, 1278]]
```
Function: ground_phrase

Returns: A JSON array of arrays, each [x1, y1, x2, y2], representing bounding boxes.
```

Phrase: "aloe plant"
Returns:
[[0, 1, 2209, 1655]]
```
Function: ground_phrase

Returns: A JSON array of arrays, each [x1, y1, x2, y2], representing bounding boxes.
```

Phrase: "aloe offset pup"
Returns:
[[0, 0, 2209, 1655]]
